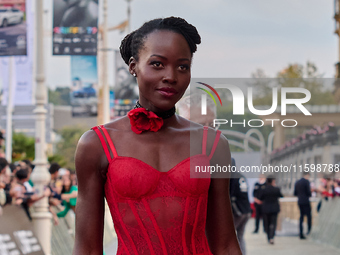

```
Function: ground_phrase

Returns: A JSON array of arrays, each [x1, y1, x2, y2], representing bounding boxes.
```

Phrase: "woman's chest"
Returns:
[[105, 154, 211, 199]]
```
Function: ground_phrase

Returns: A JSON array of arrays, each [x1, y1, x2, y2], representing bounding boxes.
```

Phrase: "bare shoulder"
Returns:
[[75, 128, 107, 180], [103, 116, 130, 131], [100, 116, 131, 139]]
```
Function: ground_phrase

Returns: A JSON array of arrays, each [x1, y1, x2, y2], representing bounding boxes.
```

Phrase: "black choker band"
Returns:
[[134, 101, 176, 119]]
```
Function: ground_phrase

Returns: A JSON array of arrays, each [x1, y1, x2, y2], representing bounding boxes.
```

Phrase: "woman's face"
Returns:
[[63, 176, 71, 187], [131, 30, 192, 112]]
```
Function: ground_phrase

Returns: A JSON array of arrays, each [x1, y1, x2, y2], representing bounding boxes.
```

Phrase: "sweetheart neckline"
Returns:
[[108, 154, 209, 175]]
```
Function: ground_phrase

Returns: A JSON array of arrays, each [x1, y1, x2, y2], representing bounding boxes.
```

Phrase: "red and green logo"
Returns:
[[196, 82, 222, 106]]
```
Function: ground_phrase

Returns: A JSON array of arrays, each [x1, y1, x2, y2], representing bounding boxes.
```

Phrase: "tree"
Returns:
[[250, 69, 275, 106], [54, 125, 88, 170], [251, 62, 336, 105], [48, 87, 71, 105], [12, 132, 35, 161]]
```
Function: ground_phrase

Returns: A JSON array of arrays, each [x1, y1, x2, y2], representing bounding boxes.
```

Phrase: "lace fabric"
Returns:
[[92, 125, 221, 255]]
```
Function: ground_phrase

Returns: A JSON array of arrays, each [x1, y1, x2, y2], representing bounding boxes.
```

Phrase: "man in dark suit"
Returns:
[[258, 176, 283, 244], [252, 174, 266, 233], [230, 158, 251, 255], [294, 172, 312, 239]]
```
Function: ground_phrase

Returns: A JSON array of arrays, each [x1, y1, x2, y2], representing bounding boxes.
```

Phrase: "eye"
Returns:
[[151, 61, 164, 68], [178, 64, 190, 71]]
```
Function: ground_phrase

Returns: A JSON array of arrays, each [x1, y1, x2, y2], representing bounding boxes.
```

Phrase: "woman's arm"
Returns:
[[73, 130, 107, 255], [206, 131, 242, 255], [49, 206, 59, 225], [61, 191, 78, 202], [57, 202, 70, 218]]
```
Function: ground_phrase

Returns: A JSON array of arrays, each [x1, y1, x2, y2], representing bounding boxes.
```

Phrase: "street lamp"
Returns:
[[102, 0, 110, 124], [333, 0, 340, 103], [30, 1, 52, 254]]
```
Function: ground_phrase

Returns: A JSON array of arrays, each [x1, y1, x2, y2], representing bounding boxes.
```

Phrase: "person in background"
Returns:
[[57, 175, 78, 218], [229, 158, 251, 255], [49, 163, 62, 197], [10, 168, 50, 220], [317, 176, 335, 213], [334, 179, 340, 196], [258, 175, 283, 245], [294, 171, 312, 239], [0, 158, 9, 189], [0, 130, 4, 158], [70, 170, 78, 186], [58, 168, 71, 181], [252, 174, 266, 233], [0, 158, 9, 211], [19, 160, 35, 193], [22, 159, 35, 187]]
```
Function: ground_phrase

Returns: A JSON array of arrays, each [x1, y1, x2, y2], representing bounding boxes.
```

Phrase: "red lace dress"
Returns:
[[92, 125, 221, 255]]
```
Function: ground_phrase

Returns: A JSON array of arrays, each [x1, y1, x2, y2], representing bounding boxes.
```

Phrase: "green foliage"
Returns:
[[48, 154, 67, 167], [48, 87, 71, 105], [54, 125, 88, 170], [12, 132, 35, 161], [250, 62, 336, 106]]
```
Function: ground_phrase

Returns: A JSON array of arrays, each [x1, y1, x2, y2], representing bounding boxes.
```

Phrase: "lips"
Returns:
[[156, 87, 178, 97]]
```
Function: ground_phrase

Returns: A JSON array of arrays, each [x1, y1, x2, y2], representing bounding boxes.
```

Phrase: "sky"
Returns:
[[42, 0, 338, 89]]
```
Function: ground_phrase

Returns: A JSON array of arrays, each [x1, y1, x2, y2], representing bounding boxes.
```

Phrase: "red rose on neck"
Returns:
[[128, 108, 164, 134]]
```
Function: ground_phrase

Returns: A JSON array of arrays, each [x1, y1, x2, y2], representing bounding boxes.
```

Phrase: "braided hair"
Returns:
[[120, 16, 201, 65]]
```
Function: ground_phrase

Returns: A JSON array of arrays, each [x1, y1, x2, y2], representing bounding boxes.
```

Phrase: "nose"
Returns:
[[162, 67, 177, 84]]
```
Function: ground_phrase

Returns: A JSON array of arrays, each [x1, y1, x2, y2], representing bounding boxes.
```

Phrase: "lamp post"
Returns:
[[333, 0, 340, 103], [5, 57, 13, 162], [30, 1, 51, 254], [102, 0, 110, 124], [127, 0, 132, 33]]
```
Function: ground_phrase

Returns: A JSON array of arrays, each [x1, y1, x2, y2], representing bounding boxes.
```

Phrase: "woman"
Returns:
[[73, 17, 241, 255], [56, 175, 78, 218]]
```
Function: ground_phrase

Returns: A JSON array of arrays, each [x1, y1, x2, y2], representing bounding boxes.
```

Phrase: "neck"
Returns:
[[161, 114, 179, 127], [135, 101, 176, 120]]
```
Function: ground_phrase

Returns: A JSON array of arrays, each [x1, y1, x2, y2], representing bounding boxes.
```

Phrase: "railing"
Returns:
[[277, 197, 319, 232], [51, 205, 117, 255]]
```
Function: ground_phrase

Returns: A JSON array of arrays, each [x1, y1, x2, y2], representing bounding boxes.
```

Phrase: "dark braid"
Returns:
[[120, 16, 201, 65]]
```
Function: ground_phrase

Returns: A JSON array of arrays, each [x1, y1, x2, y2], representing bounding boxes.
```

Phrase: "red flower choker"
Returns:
[[127, 101, 176, 134]]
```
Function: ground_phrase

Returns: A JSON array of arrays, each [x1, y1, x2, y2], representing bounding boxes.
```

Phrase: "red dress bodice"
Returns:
[[92, 125, 221, 255]]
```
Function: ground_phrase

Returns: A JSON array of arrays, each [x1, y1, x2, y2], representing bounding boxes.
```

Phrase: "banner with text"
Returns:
[[113, 50, 138, 117], [0, 0, 33, 106], [0, 0, 27, 56], [70, 55, 98, 117], [52, 0, 98, 55]]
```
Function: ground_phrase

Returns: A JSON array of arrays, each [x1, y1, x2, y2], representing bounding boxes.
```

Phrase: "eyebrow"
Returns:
[[150, 54, 190, 61]]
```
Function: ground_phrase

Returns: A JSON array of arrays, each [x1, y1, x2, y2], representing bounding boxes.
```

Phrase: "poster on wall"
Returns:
[[0, 0, 27, 56], [0, 0, 33, 106], [70, 55, 98, 117], [113, 50, 138, 117], [52, 0, 98, 55]]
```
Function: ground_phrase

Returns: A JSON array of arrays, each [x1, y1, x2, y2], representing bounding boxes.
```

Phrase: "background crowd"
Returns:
[[0, 157, 78, 224], [1, 154, 340, 254]]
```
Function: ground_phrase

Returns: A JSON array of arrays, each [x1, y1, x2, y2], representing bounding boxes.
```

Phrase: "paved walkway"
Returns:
[[244, 218, 339, 255], [105, 218, 339, 255]]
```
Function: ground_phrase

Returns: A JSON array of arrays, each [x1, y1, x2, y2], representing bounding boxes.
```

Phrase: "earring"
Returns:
[[133, 73, 136, 77]]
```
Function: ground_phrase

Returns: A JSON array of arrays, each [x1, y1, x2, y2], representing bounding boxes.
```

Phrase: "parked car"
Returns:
[[0, 8, 24, 28]]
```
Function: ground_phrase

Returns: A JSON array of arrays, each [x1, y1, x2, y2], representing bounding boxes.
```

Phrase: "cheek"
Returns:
[[137, 71, 161, 89]]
